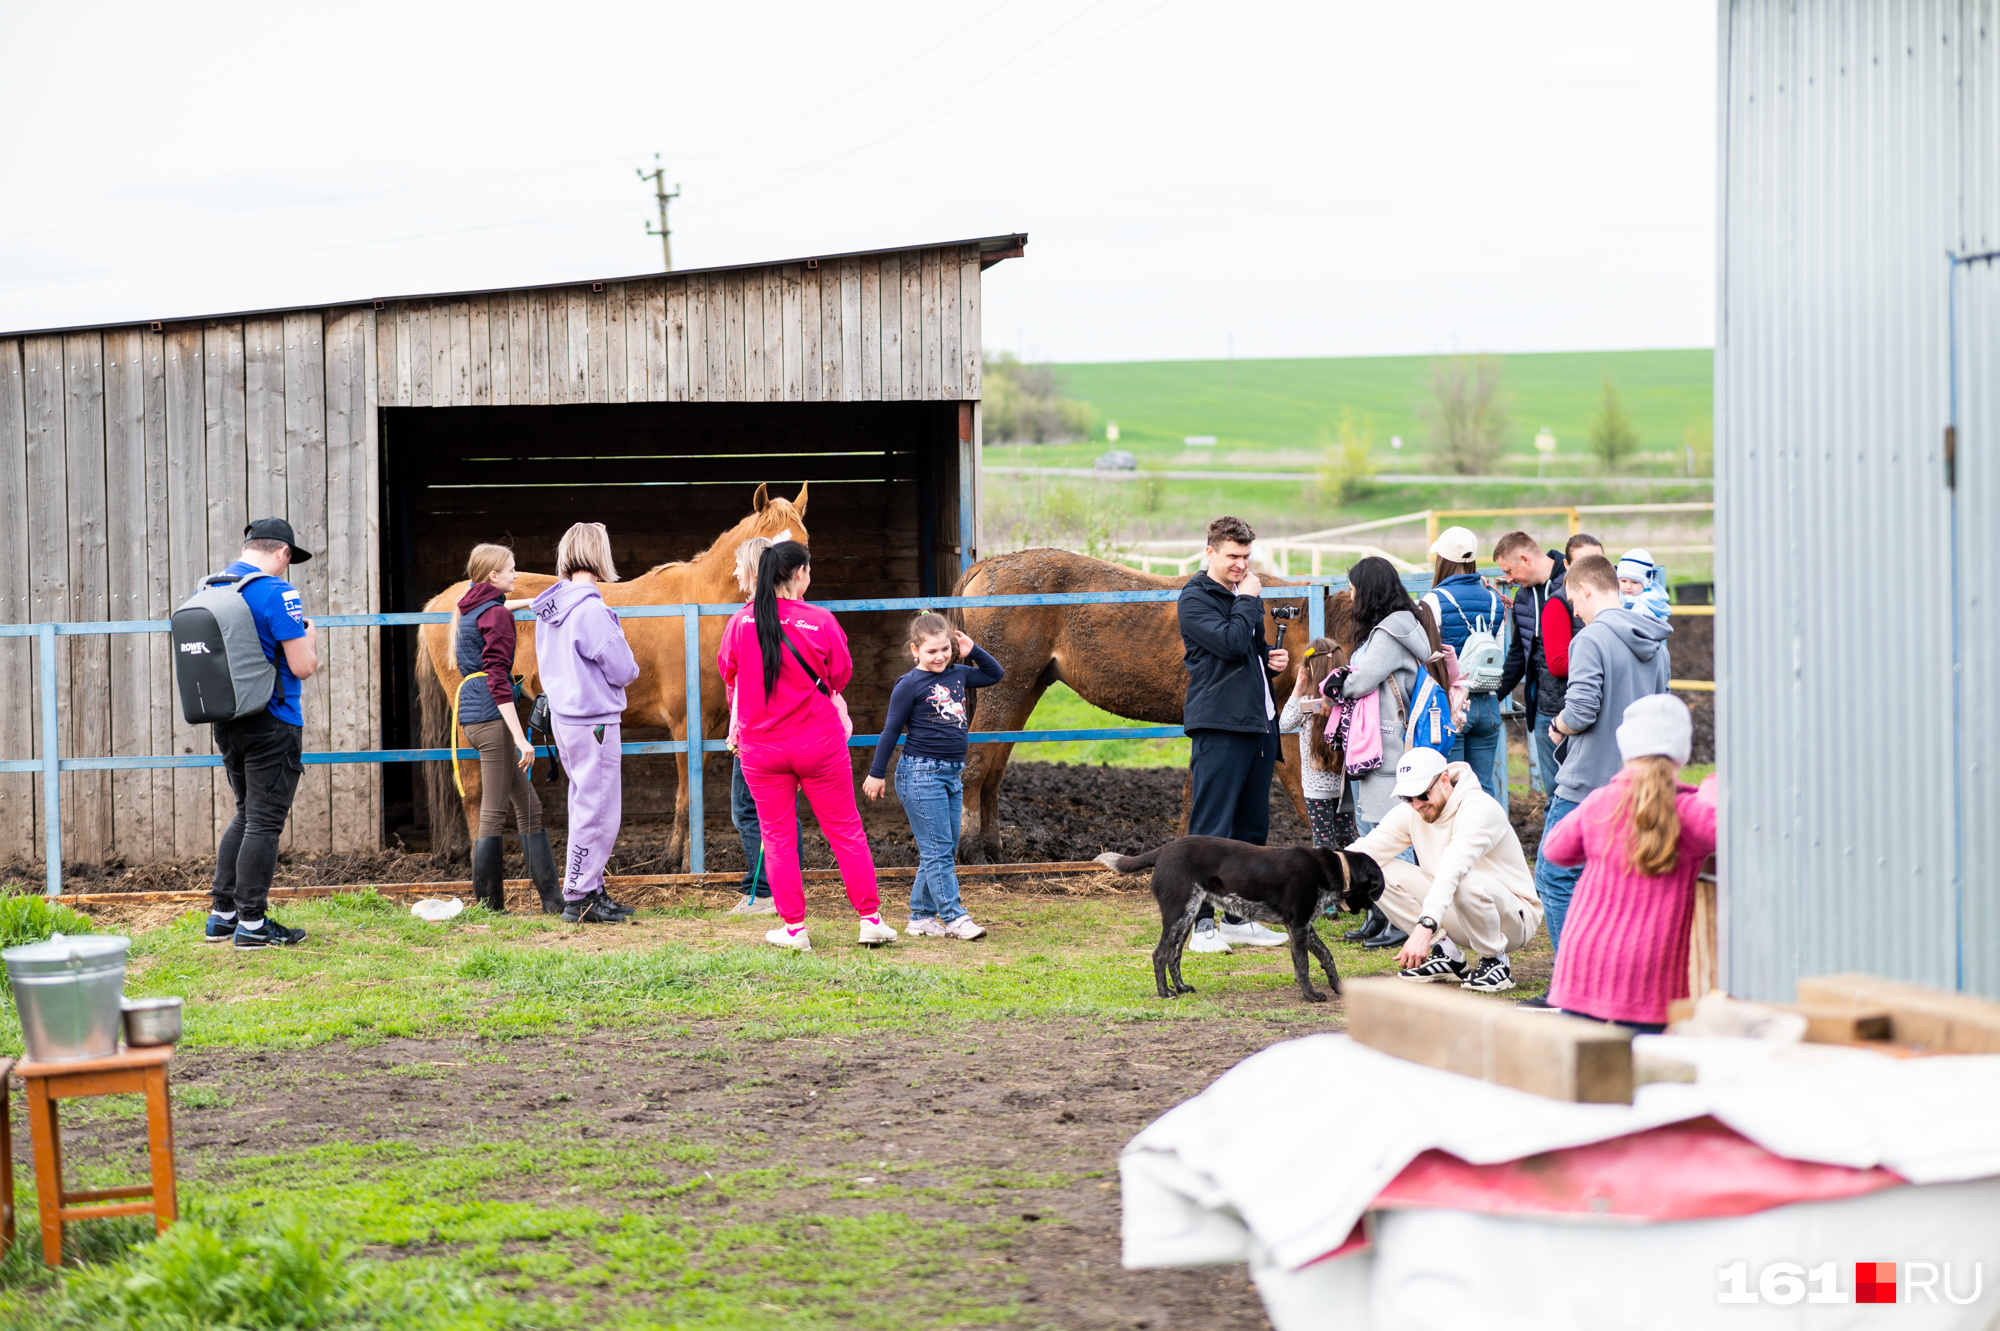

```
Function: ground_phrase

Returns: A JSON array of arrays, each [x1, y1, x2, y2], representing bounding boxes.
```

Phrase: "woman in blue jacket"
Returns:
[[1419, 526, 1508, 801]]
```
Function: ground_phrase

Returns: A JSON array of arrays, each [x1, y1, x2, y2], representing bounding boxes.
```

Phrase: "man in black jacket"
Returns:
[[1178, 515, 1291, 954], [1493, 531, 1572, 801]]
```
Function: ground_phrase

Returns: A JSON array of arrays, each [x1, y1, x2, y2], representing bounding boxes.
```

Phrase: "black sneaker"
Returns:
[[233, 917, 307, 949], [204, 914, 237, 943], [561, 892, 628, 925], [1399, 943, 1468, 983], [597, 892, 635, 920], [1463, 956, 1515, 993]]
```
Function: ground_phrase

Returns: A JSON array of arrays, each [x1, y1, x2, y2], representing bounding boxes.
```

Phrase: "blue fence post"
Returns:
[[40, 622, 61, 898], [1307, 584, 1324, 642], [683, 605, 704, 875]]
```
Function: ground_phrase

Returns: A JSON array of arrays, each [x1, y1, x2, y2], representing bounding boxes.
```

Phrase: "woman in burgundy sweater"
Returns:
[[1541, 694, 1718, 1032]]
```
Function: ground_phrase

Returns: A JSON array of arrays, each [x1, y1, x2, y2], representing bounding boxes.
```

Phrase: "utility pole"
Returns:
[[637, 154, 680, 271]]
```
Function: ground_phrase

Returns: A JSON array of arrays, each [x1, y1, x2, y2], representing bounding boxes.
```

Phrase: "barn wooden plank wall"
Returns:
[[0, 239, 996, 867]]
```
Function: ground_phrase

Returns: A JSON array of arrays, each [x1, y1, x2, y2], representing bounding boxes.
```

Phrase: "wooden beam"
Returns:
[[1796, 974, 2000, 1053], [0, 338, 33, 861], [63, 332, 112, 864]]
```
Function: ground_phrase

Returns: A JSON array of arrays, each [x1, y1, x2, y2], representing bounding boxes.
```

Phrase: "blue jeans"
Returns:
[[896, 756, 968, 923], [1450, 693, 1503, 802], [1536, 794, 1582, 953], [732, 758, 801, 898], [1530, 723, 1561, 799]]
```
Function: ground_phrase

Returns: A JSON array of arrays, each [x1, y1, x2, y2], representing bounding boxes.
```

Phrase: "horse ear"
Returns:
[[753, 483, 769, 513], [792, 481, 809, 517]]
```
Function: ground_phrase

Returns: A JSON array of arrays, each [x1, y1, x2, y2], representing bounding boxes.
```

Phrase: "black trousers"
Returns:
[[211, 710, 305, 921], [1187, 718, 1280, 923]]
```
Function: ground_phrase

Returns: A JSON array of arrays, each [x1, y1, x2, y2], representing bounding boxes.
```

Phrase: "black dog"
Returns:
[[1097, 837, 1386, 1003]]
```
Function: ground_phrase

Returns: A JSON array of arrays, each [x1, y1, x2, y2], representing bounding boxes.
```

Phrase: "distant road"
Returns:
[[983, 466, 1714, 487]]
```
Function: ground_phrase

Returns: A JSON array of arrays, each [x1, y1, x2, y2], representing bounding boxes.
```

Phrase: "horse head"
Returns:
[[750, 481, 811, 548]]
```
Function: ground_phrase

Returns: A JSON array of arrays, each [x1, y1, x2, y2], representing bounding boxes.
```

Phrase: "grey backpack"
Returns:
[[172, 571, 277, 723]]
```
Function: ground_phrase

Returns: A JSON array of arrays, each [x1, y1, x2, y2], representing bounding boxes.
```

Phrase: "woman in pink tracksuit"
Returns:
[[717, 540, 895, 952]]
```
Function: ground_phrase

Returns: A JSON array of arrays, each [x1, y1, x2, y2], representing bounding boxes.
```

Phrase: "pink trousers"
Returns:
[[739, 725, 880, 926]]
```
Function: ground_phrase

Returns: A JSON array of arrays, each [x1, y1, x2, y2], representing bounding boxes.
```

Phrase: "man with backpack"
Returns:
[[180, 519, 319, 948], [1420, 526, 1508, 801]]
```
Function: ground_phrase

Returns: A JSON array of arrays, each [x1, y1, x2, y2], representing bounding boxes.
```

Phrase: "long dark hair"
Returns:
[[1350, 556, 1451, 690], [754, 541, 812, 698]]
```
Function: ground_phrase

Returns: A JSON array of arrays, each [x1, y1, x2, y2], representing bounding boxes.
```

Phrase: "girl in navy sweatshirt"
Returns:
[[864, 613, 1004, 939]]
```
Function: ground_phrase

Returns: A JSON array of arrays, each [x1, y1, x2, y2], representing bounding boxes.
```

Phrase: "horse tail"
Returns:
[[1094, 845, 1167, 875], [416, 634, 468, 861]]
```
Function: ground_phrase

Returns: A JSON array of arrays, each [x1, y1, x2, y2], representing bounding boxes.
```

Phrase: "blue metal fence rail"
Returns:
[[6, 580, 1377, 896]]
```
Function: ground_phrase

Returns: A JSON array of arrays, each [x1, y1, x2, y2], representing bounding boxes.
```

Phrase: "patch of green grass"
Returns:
[[1011, 682, 1190, 768]]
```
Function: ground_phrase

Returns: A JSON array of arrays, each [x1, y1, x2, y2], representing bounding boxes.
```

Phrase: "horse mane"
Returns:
[[639, 495, 806, 577]]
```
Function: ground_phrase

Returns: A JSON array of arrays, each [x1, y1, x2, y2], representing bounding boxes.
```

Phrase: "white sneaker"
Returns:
[[905, 917, 947, 937], [765, 924, 812, 952], [1219, 920, 1288, 947], [857, 918, 898, 947], [1187, 919, 1232, 954], [730, 894, 777, 916], [942, 915, 987, 940]]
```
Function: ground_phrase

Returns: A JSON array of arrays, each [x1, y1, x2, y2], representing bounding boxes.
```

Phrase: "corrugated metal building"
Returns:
[[1717, 1, 1998, 996]]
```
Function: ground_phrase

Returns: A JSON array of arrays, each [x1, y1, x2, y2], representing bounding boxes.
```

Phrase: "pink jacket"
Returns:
[[717, 600, 853, 743], [1544, 771, 1720, 1026]]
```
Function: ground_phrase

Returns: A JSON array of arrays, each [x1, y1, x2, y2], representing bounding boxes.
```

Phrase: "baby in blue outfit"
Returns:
[[1617, 549, 1673, 623]]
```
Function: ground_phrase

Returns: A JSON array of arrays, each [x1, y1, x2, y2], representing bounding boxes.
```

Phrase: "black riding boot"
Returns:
[[1363, 917, 1410, 950], [1345, 905, 1387, 942], [523, 830, 563, 916], [471, 836, 506, 913]]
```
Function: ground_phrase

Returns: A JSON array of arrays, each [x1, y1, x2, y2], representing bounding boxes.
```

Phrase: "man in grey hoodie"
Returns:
[[1533, 554, 1670, 959]]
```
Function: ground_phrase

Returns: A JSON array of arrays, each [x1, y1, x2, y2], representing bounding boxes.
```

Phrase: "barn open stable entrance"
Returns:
[[377, 399, 969, 845]]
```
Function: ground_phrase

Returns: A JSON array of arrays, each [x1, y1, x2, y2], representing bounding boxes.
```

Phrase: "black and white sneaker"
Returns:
[[1398, 943, 1468, 983], [1463, 956, 1514, 993], [232, 917, 307, 949]]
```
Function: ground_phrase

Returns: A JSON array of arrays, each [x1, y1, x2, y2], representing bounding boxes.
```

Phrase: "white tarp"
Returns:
[[1121, 1034, 2000, 1329]]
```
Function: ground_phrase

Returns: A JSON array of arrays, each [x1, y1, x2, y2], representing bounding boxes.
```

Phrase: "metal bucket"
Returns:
[[4, 933, 132, 1062]]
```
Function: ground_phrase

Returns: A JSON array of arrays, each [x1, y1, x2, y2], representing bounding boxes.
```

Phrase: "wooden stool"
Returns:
[[15, 1044, 177, 1267], [0, 1057, 15, 1258]]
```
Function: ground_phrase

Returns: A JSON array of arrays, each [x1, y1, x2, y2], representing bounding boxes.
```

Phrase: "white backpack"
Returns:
[[1436, 586, 1506, 693]]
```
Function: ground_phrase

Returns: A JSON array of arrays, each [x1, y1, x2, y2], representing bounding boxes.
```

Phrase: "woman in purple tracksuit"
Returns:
[[531, 522, 641, 925]]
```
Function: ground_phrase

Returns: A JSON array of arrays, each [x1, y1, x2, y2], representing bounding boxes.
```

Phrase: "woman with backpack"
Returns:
[[1419, 526, 1508, 801], [1338, 556, 1452, 949]]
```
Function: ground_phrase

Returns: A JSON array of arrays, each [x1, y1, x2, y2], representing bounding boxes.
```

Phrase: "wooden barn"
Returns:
[[0, 233, 1027, 868]]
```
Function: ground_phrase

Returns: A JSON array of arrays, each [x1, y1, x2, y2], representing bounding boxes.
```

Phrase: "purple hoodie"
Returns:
[[531, 579, 641, 725]]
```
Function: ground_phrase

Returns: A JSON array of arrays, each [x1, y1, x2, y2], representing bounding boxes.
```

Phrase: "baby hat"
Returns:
[[1616, 548, 1657, 583], [1616, 693, 1692, 767]]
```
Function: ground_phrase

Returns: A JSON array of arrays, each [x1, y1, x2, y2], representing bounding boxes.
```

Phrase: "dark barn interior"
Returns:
[[378, 399, 973, 845]]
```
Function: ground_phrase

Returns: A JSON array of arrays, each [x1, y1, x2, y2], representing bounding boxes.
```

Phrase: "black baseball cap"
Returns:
[[244, 518, 313, 563]]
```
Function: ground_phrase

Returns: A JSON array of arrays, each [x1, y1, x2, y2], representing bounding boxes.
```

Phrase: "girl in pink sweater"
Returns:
[[717, 541, 895, 952], [1542, 694, 1718, 1031]]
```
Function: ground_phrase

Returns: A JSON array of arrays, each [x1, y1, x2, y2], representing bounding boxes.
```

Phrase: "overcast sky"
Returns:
[[0, 1, 1714, 362]]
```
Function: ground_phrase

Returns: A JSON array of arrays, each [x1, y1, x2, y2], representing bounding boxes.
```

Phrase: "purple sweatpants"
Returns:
[[557, 719, 621, 901]]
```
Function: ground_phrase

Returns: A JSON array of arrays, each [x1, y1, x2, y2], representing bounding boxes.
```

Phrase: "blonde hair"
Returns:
[[555, 522, 618, 582], [906, 611, 952, 649], [1619, 755, 1685, 877], [465, 542, 515, 586], [734, 536, 773, 593]]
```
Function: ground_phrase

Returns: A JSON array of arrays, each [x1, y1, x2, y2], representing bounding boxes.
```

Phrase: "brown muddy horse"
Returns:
[[949, 549, 1358, 864], [416, 483, 811, 867]]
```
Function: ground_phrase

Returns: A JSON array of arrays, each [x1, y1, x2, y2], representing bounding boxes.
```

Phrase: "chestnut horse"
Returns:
[[950, 549, 1357, 865], [415, 483, 810, 867]]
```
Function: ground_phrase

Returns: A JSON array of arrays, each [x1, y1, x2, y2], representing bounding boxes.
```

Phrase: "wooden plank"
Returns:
[[625, 280, 649, 402], [724, 273, 747, 401], [940, 248, 961, 398], [359, 307, 382, 839], [781, 265, 804, 402], [165, 327, 213, 854], [565, 288, 589, 405], [468, 296, 492, 406], [203, 321, 248, 845], [901, 252, 923, 401], [706, 271, 728, 401], [1345, 978, 1635, 1104], [644, 279, 667, 403], [392, 304, 412, 406], [506, 292, 530, 406], [960, 245, 981, 399], [62, 332, 112, 864], [526, 289, 550, 405], [860, 256, 882, 401], [921, 249, 942, 399], [0, 339, 34, 860], [838, 258, 862, 402], [432, 300, 454, 409], [820, 261, 843, 401], [324, 307, 374, 852], [741, 271, 764, 401], [798, 266, 820, 403], [587, 284, 611, 404], [22, 336, 69, 864], [138, 330, 174, 859], [103, 329, 154, 860], [761, 270, 784, 402], [447, 299, 471, 406], [408, 302, 433, 408], [242, 316, 287, 518], [665, 276, 690, 402], [1796, 974, 2000, 1053], [685, 275, 709, 402], [282, 312, 330, 855], [877, 254, 901, 400], [605, 283, 628, 403]]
